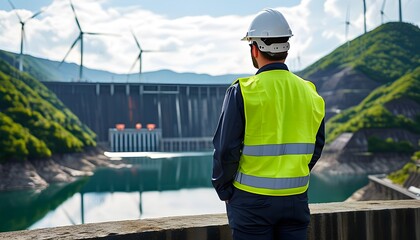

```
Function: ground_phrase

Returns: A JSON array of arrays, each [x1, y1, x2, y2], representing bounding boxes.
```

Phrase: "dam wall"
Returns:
[[43, 82, 229, 142], [1, 200, 418, 240]]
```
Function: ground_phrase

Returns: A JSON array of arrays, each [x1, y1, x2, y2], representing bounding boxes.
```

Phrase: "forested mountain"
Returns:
[[295, 22, 420, 149], [298, 22, 420, 121], [326, 66, 420, 143], [0, 59, 96, 162]]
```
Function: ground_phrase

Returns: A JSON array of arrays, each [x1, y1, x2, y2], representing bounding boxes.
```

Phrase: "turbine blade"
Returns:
[[84, 32, 119, 36], [131, 30, 141, 50], [139, 53, 142, 74], [141, 49, 160, 53], [23, 9, 43, 23], [7, 0, 17, 10], [381, 0, 387, 11], [30, 9, 43, 20], [60, 36, 80, 66], [346, 4, 350, 23], [129, 55, 140, 73], [8, 0, 23, 23], [69, 0, 82, 31]]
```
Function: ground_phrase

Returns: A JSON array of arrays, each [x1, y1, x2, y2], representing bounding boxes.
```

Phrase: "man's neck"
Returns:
[[256, 62, 289, 75], [258, 59, 285, 69]]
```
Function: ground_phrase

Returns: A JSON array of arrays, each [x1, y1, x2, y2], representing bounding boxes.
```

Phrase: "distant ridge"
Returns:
[[0, 50, 247, 85], [297, 22, 420, 120]]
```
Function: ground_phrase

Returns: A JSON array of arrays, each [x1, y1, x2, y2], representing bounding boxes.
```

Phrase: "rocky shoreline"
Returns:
[[311, 152, 410, 175], [345, 182, 389, 201], [0, 147, 128, 191]]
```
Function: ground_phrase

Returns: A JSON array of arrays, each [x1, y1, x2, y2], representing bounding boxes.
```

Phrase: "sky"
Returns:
[[0, 0, 418, 76]]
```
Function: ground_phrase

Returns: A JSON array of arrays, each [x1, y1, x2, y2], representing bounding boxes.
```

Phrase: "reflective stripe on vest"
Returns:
[[243, 143, 315, 156], [235, 172, 310, 190]]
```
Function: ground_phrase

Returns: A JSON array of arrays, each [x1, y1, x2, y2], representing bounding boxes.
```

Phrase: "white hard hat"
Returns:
[[242, 8, 293, 53]]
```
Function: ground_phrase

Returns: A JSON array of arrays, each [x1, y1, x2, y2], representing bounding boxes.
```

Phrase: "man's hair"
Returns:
[[253, 37, 289, 61]]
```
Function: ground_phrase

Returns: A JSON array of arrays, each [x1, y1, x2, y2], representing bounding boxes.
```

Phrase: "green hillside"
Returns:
[[294, 22, 420, 145], [0, 59, 96, 162], [326, 66, 420, 143], [299, 22, 420, 84], [0, 50, 58, 82]]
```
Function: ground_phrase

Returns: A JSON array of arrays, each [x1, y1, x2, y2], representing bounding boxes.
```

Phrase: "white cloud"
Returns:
[[324, 0, 342, 18], [0, 0, 419, 76]]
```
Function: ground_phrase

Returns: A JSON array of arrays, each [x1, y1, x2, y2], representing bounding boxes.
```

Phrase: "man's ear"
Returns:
[[251, 44, 259, 58]]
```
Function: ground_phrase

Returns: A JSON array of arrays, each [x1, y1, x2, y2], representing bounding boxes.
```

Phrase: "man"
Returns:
[[212, 8, 325, 240]]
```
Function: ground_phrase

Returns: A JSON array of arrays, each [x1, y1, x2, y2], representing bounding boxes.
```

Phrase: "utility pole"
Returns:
[[398, 0, 402, 22]]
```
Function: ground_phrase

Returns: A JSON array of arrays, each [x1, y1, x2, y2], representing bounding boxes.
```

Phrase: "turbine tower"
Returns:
[[380, 0, 387, 24], [60, 0, 115, 82], [398, 0, 402, 22], [362, 0, 367, 34], [129, 30, 159, 79], [8, 0, 43, 72]]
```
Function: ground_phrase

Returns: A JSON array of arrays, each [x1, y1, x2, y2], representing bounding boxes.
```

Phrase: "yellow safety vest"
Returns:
[[233, 70, 325, 196]]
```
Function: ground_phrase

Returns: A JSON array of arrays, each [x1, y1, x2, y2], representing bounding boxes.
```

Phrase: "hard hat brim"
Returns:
[[241, 34, 294, 41]]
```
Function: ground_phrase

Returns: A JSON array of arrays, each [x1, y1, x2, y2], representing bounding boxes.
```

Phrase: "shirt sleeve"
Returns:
[[309, 118, 325, 171], [212, 83, 244, 201]]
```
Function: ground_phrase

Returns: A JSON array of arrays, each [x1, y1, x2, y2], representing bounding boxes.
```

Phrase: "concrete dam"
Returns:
[[43, 82, 229, 145]]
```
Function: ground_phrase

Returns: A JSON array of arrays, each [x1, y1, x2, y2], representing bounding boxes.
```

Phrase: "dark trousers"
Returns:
[[226, 188, 310, 240]]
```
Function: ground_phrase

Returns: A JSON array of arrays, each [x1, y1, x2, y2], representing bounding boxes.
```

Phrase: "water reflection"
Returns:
[[0, 155, 221, 232], [74, 155, 217, 224], [308, 173, 369, 203], [0, 155, 369, 232], [0, 179, 88, 232], [82, 156, 213, 193]]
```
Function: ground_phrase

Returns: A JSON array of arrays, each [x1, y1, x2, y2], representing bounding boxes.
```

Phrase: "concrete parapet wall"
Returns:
[[368, 175, 420, 200], [308, 200, 419, 240], [1, 200, 419, 240]]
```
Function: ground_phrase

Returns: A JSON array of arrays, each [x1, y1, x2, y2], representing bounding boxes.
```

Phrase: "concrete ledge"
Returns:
[[368, 174, 420, 200], [308, 200, 420, 240], [1, 200, 419, 240]]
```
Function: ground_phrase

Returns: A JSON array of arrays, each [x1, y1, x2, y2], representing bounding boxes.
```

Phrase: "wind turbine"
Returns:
[[60, 0, 116, 82], [344, 5, 352, 47], [128, 30, 159, 79], [8, 0, 43, 72], [380, 0, 387, 24]]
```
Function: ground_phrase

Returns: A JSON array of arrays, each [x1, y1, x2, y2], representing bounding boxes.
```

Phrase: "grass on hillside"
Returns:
[[0, 59, 96, 162], [326, 66, 420, 143]]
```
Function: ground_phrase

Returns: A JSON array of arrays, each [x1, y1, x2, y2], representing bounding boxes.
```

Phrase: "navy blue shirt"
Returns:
[[212, 62, 325, 201]]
